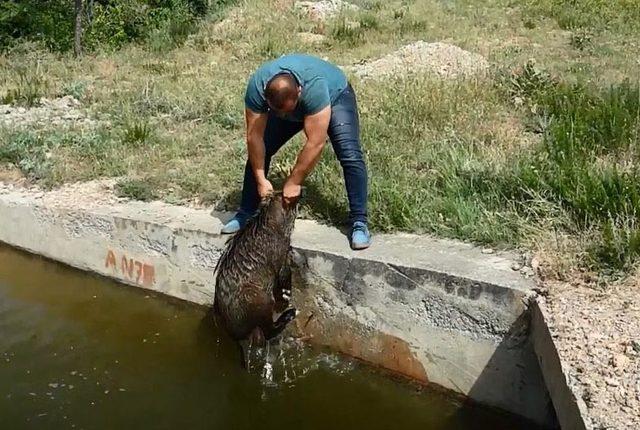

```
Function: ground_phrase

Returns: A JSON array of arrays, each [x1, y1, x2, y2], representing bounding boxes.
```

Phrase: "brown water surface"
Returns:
[[0, 245, 540, 430]]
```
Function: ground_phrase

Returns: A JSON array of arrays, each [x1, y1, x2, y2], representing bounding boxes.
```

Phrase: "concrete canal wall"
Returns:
[[0, 187, 588, 429]]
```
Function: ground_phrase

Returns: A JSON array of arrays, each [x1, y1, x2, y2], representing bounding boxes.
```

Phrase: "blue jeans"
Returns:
[[237, 83, 368, 224]]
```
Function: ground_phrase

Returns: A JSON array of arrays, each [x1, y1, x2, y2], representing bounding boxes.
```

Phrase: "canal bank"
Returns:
[[0, 182, 589, 429]]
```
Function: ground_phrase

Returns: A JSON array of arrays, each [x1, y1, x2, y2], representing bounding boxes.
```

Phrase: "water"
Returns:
[[0, 245, 540, 430]]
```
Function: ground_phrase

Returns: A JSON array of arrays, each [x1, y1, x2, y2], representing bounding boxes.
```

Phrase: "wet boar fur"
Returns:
[[213, 193, 298, 350]]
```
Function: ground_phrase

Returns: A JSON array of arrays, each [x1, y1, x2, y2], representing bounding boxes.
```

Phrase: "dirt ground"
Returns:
[[541, 277, 640, 430]]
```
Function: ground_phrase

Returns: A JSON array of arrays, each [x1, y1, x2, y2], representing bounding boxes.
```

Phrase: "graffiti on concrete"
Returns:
[[105, 249, 155, 287]]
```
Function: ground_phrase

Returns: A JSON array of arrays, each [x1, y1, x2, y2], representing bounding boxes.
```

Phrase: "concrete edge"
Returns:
[[531, 298, 592, 430], [2, 187, 536, 299]]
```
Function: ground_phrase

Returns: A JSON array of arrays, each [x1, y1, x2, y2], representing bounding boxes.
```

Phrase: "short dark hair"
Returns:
[[264, 73, 299, 110]]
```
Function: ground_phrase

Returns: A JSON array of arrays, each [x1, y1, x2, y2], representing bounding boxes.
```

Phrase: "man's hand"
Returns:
[[282, 180, 301, 206], [257, 178, 274, 199]]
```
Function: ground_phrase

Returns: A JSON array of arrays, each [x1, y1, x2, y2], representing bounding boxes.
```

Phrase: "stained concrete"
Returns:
[[0, 188, 569, 428]]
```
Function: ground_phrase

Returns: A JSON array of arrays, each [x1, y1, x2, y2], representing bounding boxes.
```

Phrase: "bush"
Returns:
[[0, 0, 232, 53], [84, 0, 152, 51], [115, 178, 158, 201], [146, 0, 198, 53], [0, 0, 74, 51], [0, 131, 55, 180]]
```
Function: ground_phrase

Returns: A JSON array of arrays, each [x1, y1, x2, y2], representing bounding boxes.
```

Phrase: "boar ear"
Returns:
[[260, 189, 278, 205], [258, 195, 270, 209], [282, 195, 300, 210]]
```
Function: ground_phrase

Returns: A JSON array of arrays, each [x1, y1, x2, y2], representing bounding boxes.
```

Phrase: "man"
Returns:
[[221, 53, 371, 250]]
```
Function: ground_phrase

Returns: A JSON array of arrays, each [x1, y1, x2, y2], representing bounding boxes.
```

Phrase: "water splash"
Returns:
[[252, 336, 356, 393]]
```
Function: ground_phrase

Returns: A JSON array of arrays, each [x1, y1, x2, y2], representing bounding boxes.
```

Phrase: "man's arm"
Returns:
[[245, 108, 272, 197], [283, 105, 331, 202]]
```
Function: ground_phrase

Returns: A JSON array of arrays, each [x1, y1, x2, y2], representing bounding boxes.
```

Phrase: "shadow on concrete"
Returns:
[[444, 312, 560, 430]]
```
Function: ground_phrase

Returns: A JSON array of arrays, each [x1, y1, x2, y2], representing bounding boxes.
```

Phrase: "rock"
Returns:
[[520, 266, 535, 278], [298, 32, 327, 44], [481, 247, 494, 254], [611, 353, 630, 369], [530, 256, 541, 271], [605, 377, 620, 387], [511, 262, 523, 271], [294, 0, 359, 22], [61, 95, 81, 107]]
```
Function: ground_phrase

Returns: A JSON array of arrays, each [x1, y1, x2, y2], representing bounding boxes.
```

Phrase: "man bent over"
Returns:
[[221, 53, 371, 250]]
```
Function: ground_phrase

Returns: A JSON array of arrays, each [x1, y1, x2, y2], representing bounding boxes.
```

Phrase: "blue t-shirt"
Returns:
[[244, 54, 348, 122]]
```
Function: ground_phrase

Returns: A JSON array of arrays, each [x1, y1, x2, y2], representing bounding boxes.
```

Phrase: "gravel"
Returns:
[[0, 178, 127, 210], [0, 96, 103, 128], [348, 41, 490, 81], [544, 279, 640, 430]]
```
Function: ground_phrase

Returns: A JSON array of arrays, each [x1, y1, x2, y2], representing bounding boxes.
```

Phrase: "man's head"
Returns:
[[265, 73, 301, 115]]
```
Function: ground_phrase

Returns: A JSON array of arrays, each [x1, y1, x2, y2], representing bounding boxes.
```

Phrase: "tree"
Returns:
[[74, 0, 83, 57]]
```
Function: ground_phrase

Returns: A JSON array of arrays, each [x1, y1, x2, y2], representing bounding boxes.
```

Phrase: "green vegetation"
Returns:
[[0, 0, 229, 53], [115, 177, 158, 201], [518, 0, 640, 33], [1, 0, 639, 279], [1, 67, 48, 107]]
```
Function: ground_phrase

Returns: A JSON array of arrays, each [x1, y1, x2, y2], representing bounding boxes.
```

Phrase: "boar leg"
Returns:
[[265, 308, 297, 340], [273, 262, 293, 313]]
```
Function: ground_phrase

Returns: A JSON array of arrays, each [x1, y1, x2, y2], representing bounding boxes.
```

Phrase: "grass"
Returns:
[[122, 119, 154, 146], [518, 0, 640, 33], [0, 0, 639, 280], [1, 67, 48, 107], [523, 81, 640, 272], [115, 178, 158, 202]]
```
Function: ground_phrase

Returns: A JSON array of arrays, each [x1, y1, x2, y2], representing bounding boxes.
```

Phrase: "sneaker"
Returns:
[[350, 221, 371, 250], [221, 212, 251, 234]]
